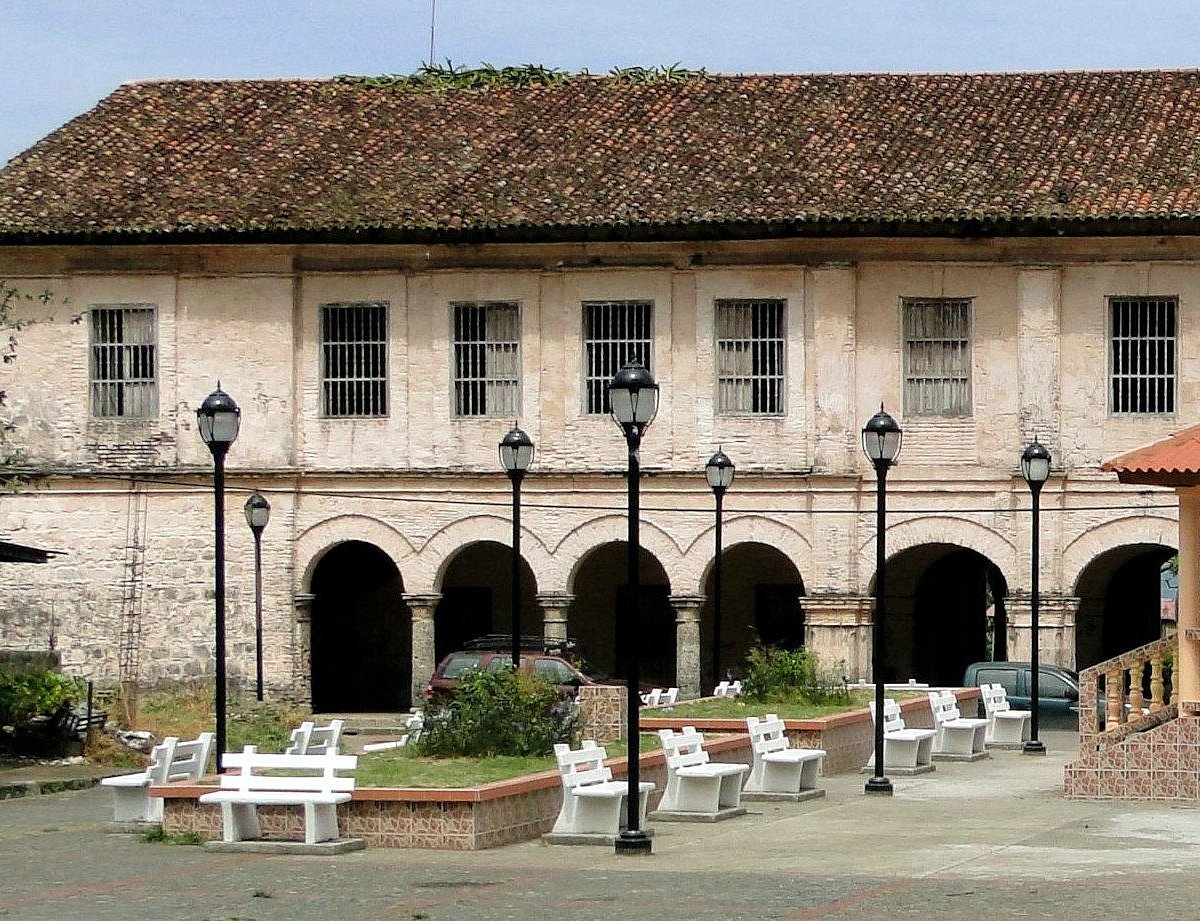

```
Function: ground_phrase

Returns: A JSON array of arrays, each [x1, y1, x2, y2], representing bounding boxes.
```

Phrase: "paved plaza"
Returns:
[[3, 730, 1200, 920]]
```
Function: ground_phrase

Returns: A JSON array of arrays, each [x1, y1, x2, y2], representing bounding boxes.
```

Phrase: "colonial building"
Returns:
[[0, 70, 1192, 709]]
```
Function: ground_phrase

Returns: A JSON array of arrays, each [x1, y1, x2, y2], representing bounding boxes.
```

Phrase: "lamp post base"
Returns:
[[1022, 740, 1047, 755], [615, 830, 653, 855], [864, 776, 894, 795]]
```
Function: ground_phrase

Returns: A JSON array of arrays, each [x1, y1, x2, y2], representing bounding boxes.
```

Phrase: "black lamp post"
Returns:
[[862, 405, 902, 796], [243, 491, 270, 702], [499, 426, 534, 669], [1021, 439, 1051, 756], [609, 359, 659, 856], [197, 384, 241, 772], [705, 449, 735, 688]]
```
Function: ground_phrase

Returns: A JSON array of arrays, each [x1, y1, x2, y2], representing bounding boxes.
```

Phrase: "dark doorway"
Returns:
[[310, 541, 410, 711], [1075, 543, 1174, 670], [571, 542, 674, 688], [700, 542, 805, 689], [879, 543, 1007, 686], [435, 541, 539, 661]]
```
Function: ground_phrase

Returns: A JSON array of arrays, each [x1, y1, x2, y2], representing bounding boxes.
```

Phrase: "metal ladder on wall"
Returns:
[[117, 481, 148, 725]]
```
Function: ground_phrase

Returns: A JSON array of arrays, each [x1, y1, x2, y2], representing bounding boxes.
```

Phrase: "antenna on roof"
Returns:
[[428, 0, 436, 65]]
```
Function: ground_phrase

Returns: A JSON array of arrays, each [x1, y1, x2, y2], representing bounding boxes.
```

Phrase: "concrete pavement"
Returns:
[[3, 730, 1200, 920]]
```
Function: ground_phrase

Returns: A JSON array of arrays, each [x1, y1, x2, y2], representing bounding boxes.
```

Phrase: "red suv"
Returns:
[[424, 638, 596, 704]]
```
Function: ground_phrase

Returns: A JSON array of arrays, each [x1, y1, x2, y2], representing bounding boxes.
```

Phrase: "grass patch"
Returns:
[[132, 685, 310, 753], [355, 733, 661, 788], [141, 826, 202, 845]]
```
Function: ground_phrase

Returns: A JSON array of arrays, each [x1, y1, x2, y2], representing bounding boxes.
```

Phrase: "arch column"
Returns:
[[292, 592, 314, 704], [671, 594, 704, 700], [804, 595, 873, 682], [404, 593, 441, 707], [1176, 487, 1200, 708], [1006, 594, 1078, 669], [538, 592, 574, 643]]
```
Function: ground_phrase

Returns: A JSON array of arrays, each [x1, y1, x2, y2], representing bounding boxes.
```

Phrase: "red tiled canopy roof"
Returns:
[[1102, 422, 1200, 487], [7, 70, 1200, 243]]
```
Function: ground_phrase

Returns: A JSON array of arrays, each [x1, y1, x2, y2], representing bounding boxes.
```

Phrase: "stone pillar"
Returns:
[[1176, 488, 1200, 708], [671, 594, 704, 700], [1006, 594, 1079, 670], [292, 592, 314, 705], [404, 593, 441, 707], [803, 595, 874, 682], [537, 592, 574, 643], [1016, 267, 1062, 446]]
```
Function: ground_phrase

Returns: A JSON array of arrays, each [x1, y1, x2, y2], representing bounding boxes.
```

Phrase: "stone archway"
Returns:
[[1074, 543, 1175, 670], [433, 540, 540, 661], [309, 540, 410, 711]]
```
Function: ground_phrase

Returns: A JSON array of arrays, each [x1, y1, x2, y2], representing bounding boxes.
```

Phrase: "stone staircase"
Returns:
[[1064, 635, 1200, 800]]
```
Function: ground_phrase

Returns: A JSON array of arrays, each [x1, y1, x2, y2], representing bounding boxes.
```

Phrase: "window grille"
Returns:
[[716, 298, 786, 414], [320, 302, 387, 417], [902, 297, 972, 416], [1110, 297, 1176, 414], [583, 300, 653, 414], [89, 306, 157, 419], [452, 301, 521, 417]]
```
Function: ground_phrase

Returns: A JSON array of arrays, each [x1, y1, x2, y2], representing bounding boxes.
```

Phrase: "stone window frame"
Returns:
[[88, 303, 158, 420], [901, 296, 973, 417], [319, 300, 389, 418], [714, 297, 787, 415], [1108, 295, 1177, 415], [582, 299, 653, 415], [450, 300, 522, 418]]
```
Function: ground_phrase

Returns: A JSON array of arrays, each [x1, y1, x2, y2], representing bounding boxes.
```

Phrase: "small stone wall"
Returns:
[[1065, 713, 1200, 801], [578, 684, 625, 743]]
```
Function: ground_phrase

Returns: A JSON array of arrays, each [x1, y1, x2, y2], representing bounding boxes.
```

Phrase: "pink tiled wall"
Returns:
[[1065, 715, 1200, 801]]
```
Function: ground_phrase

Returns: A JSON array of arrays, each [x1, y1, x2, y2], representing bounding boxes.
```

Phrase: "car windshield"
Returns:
[[441, 653, 485, 678]]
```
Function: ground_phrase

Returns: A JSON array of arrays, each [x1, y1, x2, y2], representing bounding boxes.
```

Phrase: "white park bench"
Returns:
[[713, 680, 743, 698], [980, 683, 1032, 746], [652, 726, 749, 819], [642, 688, 677, 706], [101, 731, 214, 824], [743, 714, 826, 801], [362, 711, 424, 753], [546, 740, 655, 841], [867, 699, 936, 773], [926, 691, 989, 760], [285, 718, 345, 755], [198, 746, 358, 846]]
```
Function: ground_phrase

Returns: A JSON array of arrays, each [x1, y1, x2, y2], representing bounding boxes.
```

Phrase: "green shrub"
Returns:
[[0, 668, 84, 727], [417, 668, 580, 758], [741, 646, 849, 706]]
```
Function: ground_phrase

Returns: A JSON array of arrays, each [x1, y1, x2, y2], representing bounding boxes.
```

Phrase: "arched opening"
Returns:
[[1074, 543, 1174, 670], [878, 543, 1008, 686], [570, 542, 674, 688], [310, 540, 410, 711], [434, 541, 539, 661], [701, 541, 805, 688]]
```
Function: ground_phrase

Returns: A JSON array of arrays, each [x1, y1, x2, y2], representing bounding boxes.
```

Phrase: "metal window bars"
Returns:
[[583, 300, 653, 414], [902, 298, 972, 416], [1110, 297, 1176, 414], [320, 302, 388, 417], [452, 301, 520, 417], [715, 298, 785, 414], [89, 306, 158, 419]]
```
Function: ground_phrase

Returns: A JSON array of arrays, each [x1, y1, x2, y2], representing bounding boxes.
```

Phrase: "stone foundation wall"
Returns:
[[1065, 714, 1200, 801], [578, 684, 625, 742]]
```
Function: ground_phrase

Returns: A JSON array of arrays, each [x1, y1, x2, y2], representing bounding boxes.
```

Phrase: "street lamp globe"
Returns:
[[197, 384, 241, 450], [1021, 440, 1052, 488], [608, 359, 659, 433], [705, 449, 735, 492], [498, 426, 535, 474], [861, 405, 902, 465], [244, 491, 271, 532]]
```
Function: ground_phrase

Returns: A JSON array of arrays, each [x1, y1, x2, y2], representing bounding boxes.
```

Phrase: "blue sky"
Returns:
[[3, 0, 1200, 164]]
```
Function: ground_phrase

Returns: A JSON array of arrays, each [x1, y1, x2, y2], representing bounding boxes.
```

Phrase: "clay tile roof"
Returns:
[[8, 70, 1200, 242], [1102, 422, 1200, 486]]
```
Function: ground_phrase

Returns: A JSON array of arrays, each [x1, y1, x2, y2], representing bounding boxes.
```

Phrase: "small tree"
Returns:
[[741, 646, 849, 705]]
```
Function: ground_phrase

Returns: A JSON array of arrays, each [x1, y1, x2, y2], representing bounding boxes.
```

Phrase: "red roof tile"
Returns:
[[1102, 422, 1200, 486], [6, 71, 1200, 241]]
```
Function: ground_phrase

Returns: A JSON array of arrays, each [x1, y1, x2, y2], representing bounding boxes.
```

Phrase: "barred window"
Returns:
[[583, 300, 653, 414], [89, 306, 157, 419], [716, 298, 785, 414], [320, 302, 387, 417], [902, 297, 972, 416], [452, 301, 521, 417], [1110, 297, 1176, 414]]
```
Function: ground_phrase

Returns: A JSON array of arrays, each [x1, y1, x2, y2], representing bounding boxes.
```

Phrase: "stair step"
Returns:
[[313, 712, 412, 734]]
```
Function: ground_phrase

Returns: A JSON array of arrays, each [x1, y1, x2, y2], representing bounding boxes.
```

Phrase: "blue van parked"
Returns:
[[963, 661, 1080, 728]]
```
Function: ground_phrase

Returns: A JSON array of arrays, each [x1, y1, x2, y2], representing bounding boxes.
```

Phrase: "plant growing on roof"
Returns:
[[336, 62, 710, 94]]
